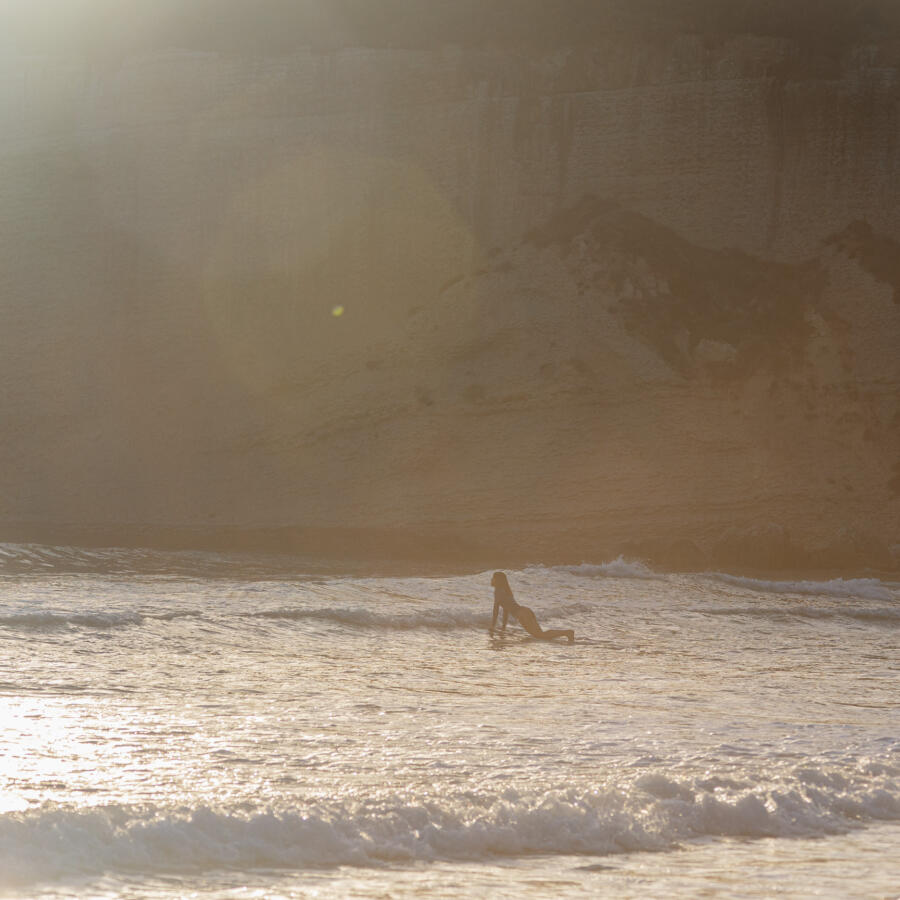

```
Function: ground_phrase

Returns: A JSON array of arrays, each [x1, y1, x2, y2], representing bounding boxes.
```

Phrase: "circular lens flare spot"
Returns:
[[332, 305, 345, 317]]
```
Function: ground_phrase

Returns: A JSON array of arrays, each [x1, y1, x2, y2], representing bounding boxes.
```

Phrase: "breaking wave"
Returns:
[[0, 610, 202, 633], [3, 767, 898, 888], [707, 574, 896, 602], [0, 543, 315, 579], [0, 611, 145, 631], [0, 605, 496, 635], [532, 557, 665, 580], [701, 606, 900, 626], [0, 543, 181, 575], [251, 605, 488, 631]]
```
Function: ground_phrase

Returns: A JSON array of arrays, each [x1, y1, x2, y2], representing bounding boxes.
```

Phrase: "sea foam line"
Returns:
[[251, 605, 489, 631], [2, 771, 899, 887], [0, 543, 310, 579], [707, 574, 896, 602], [701, 606, 900, 625], [0, 600, 595, 635], [0, 610, 202, 632], [0, 606, 489, 634], [527, 557, 665, 581]]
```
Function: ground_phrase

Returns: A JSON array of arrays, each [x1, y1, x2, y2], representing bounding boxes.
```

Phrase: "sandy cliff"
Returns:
[[1, 16, 898, 571]]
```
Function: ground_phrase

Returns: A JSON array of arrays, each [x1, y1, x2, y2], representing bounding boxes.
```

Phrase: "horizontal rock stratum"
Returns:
[[1, 3, 898, 573]]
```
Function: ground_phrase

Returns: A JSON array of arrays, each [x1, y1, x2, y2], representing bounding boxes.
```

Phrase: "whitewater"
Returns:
[[0, 545, 898, 898]]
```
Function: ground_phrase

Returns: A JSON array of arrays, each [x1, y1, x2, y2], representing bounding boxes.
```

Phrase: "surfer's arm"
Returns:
[[501, 607, 509, 632], [490, 599, 500, 635]]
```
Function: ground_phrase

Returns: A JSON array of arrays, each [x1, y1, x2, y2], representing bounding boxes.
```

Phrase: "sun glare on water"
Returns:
[[0, 697, 80, 813]]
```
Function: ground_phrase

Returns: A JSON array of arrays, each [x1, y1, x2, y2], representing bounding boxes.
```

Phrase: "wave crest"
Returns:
[[3, 768, 898, 887], [701, 605, 900, 625], [561, 557, 665, 580], [0, 610, 201, 633], [0, 542, 310, 578], [0, 605, 492, 635], [0, 611, 145, 631], [252, 605, 488, 631], [708, 574, 896, 602]]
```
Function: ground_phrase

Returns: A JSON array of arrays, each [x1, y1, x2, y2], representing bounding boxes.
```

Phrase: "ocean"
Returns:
[[1, 544, 898, 898]]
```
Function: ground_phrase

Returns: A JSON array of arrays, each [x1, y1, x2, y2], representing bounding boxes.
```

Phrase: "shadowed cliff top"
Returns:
[[5, 1, 900, 57]]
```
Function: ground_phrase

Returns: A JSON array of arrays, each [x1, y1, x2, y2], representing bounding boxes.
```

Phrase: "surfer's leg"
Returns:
[[517, 607, 574, 642], [541, 628, 575, 642], [515, 607, 544, 639]]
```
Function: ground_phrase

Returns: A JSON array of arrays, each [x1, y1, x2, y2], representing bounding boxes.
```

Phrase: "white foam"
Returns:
[[0, 543, 117, 571], [3, 771, 898, 887], [0, 542, 313, 579], [0, 609, 204, 633], [0, 611, 145, 631], [701, 605, 900, 625], [253, 605, 489, 631], [561, 557, 666, 580], [0, 601, 587, 636], [708, 574, 896, 602]]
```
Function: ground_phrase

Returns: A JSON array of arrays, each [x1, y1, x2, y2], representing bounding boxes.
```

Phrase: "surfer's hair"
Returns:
[[491, 571, 510, 589]]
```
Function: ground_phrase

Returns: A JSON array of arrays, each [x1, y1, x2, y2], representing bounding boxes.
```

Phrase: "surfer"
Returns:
[[489, 572, 574, 642]]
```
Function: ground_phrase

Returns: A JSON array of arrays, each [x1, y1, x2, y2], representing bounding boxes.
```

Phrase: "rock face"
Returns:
[[1, 12, 899, 572]]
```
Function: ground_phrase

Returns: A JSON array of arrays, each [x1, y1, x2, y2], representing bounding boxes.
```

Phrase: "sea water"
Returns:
[[0, 545, 898, 898]]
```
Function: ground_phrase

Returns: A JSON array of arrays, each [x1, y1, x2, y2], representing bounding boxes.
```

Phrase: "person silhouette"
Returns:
[[489, 572, 574, 642]]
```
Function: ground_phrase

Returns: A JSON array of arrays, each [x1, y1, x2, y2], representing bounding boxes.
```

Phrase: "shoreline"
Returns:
[[1, 522, 897, 581]]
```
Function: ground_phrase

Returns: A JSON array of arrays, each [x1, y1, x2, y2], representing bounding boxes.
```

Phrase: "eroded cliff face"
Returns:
[[1, 34, 898, 571]]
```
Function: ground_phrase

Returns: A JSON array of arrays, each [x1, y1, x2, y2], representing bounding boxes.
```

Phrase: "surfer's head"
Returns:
[[491, 571, 509, 589]]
